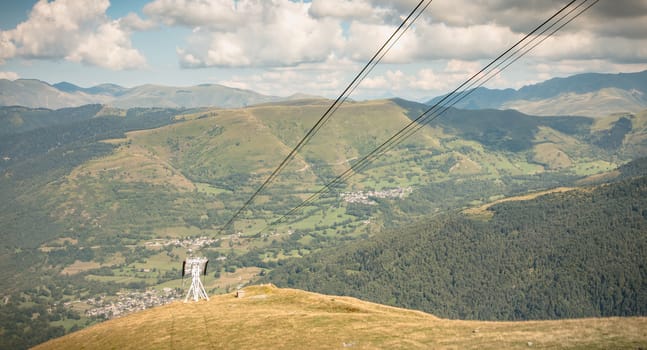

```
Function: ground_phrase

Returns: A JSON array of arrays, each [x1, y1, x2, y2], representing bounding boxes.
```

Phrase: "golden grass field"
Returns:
[[463, 187, 577, 218], [34, 285, 647, 350]]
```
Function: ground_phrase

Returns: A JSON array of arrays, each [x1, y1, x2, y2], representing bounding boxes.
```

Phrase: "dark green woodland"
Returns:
[[266, 161, 647, 320]]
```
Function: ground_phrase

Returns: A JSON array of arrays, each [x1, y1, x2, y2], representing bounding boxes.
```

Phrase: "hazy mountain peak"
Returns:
[[0, 80, 284, 109], [52, 81, 82, 92], [2, 70, 647, 113], [426, 70, 647, 117]]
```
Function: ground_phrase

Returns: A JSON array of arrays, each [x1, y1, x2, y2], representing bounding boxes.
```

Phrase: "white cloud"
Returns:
[[0, 32, 16, 64], [444, 59, 481, 74], [414, 22, 521, 61], [410, 60, 482, 92], [0, 0, 146, 70], [422, 0, 623, 34], [344, 20, 521, 64], [146, 0, 344, 68], [582, 1, 647, 39], [533, 59, 647, 77], [141, 0, 647, 79], [424, 0, 647, 63], [345, 21, 419, 63], [346, 58, 519, 100], [189, 0, 647, 101], [361, 70, 407, 91], [409, 68, 443, 91], [528, 32, 647, 63], [66, 21, 147, 70], [2, 0, 641, 101], [364, 1, 646, 64], [119, 13, 157, 31], [0, 71, 19, 80], [309, 0, 379, 21], [214, 49, 642, 102], [144, 0, 248, 29], [362, 75, 389, 89]]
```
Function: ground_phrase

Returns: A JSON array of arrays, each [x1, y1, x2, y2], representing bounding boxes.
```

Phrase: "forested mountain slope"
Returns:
[[266, 160, 647, 320]]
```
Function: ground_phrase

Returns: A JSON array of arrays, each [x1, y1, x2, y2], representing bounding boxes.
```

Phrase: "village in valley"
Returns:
[[69, 288, 182, 320], [144, 236, 220, 249], [340, 187, 412, 205]]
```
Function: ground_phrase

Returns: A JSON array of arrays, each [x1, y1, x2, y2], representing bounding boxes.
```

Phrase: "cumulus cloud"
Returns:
[[141, 0, 647, 73], [0, 0, 146, 70], [147, 0, 343, 67], [417, 22, 521, 60], [0, 32, 16, 64], [341, 58, 492, 99], [347, 0, 647, 64], [215, 56, 361, 96], [524, 30, 647, 64], [167, 0, 643, 100], [408, 68, 444, 91], [147, 0, 434, 68], [309, 0, 380, 21], [144, 0, 248, 29], [343, 20, 521, 64], [66, 21, 147, 70], [427, 0, 647, 59], [530, 59, 647, 84], [120, 13, 157, 31], [345, 21, 418, 63]]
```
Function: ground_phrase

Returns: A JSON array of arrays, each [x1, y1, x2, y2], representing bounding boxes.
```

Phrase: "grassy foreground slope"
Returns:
[[34, 285, 647, 350]]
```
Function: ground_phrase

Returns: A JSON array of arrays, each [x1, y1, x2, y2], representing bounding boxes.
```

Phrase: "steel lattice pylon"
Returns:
[[182, 257, 209, 302]]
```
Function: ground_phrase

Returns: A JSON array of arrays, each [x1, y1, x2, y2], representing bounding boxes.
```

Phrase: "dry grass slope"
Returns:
[[463, 187, 577, 218], [35, 285, 647, 350], [503, 88, 647, 118]]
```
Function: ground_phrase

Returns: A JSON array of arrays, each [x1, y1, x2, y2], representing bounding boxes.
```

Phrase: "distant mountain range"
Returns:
[[2, 70, 646, 114], [426, 70, 647, 117], [0, 79, 311, 109]]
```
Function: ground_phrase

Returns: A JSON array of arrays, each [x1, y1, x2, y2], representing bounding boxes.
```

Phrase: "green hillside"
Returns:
[[266, 165, 647, 320], [1, 101, 647, 348], [33, 285, 647, 350]]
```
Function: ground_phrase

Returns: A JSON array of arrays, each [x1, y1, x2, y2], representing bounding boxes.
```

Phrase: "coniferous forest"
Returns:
[[266, 168, 647, 320]]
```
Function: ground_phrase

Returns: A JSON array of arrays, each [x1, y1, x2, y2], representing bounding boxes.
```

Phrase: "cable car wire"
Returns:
[[355, 0, 597, 172], [259, 0, 598, 232], [220, 0, 434, 232]]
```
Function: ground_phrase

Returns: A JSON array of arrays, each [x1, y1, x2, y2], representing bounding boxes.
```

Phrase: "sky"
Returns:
[[1, 0, 646, 101]]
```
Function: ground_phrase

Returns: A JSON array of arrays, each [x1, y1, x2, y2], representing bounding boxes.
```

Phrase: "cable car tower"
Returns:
[[182, 256, 209, 302]]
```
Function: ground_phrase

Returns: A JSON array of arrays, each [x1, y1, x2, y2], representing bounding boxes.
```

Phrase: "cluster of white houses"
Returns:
[[144, 236, 220, 248], [340, 187, 412, 205], [82, 288, 181, 319]]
